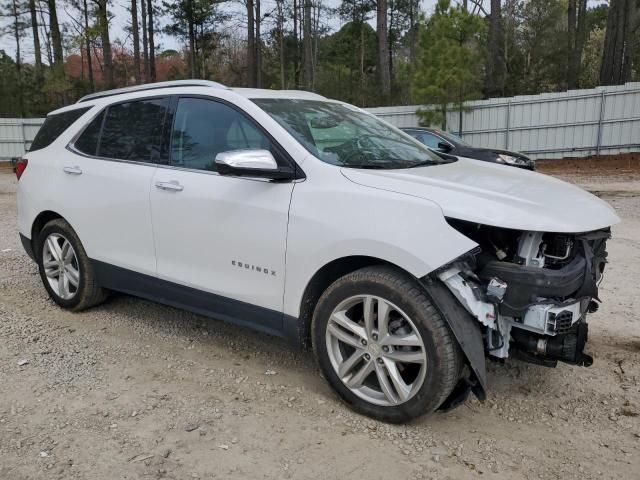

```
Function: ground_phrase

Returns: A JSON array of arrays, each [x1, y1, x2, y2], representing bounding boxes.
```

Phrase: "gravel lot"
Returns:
[[1, 167, 639, 480]]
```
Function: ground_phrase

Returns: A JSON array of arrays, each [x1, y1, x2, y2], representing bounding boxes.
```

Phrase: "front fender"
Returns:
[[282, 168, 477, 318]]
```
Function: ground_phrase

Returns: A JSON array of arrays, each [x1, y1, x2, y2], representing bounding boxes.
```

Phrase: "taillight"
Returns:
[[15, 158, 28, 180]]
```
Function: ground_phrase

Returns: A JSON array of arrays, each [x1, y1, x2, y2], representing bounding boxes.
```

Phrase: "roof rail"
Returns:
[[76, 80, 228, 103]]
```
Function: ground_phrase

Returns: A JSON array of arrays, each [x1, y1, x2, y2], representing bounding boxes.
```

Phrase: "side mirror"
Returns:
[[437, 142, 452, 152], [215, 149, 295, 180]]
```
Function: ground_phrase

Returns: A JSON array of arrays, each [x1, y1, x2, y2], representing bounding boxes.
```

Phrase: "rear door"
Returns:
[[61, 97, 169, 275], [149, 96, 294, 330]]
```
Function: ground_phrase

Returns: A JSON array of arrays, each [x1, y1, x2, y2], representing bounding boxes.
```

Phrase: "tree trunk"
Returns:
[[621, 0, 636, 81], [186, 0, 196, 77], [11, 0, 25, 115], [377, 0, 391, 100], [484, 0, 504, 97], [408, 0, 416, 64], [141, 0, 149, 81], [83, 0, 94, 91], [38, 6, 53, 65], [312, 2, 320, 90], [246, 0, 255, 86], [576, 0, 587, 70], [600, 0, 637, 85], [131, 0, 141, 83], [29, 0, 43, 82], [293, 0, 299, 87], [388, 0, 394, 82], [147, 0, 156, 81], [567, 0, 577, 88], [567, 0, 587, 89], [48, 0, 65, 79], [277, 0, 285, 88], [303, 0, 313, 89], [256, 0, 262, 87], [95, 0, 114, 88]]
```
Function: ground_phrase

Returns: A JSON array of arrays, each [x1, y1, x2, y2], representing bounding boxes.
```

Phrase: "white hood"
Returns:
[[341, 157, 620, 233]]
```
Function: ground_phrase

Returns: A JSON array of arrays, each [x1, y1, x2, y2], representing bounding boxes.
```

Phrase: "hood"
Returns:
[[341, 157, 620, 233]]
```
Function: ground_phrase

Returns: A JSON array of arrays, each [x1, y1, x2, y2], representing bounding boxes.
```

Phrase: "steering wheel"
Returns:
[[327, 134, 377, 165]]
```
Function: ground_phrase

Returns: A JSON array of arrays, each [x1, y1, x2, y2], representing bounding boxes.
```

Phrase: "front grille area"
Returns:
[[547, 310, 574, 334]]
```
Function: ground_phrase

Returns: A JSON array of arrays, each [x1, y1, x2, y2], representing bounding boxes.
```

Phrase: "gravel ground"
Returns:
[[1, 168, 639, 480]]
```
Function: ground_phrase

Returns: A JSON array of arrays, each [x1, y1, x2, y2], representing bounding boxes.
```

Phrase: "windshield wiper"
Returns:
[[408, 157, 455, 167], [407, 160, 441, 168], [340, 164, 390, 169]]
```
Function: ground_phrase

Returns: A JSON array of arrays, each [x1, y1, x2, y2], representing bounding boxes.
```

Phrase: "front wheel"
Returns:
[[312, 266, 462, 423]]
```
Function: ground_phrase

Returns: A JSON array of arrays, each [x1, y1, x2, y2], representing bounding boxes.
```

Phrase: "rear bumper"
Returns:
[[20, 233, 36, 261]]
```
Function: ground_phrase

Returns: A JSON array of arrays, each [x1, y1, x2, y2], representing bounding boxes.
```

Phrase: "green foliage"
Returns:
[[315, 21, 381, 106], [518, 0, 567, 93], [580, 27, 605, 88], [0, 0, 633, 116], [411, 0, 485, 128]]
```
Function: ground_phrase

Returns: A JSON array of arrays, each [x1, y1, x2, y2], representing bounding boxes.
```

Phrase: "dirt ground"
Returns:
[[1, 164, 639, 480]]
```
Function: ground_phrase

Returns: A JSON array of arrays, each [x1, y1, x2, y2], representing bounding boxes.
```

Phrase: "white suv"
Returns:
[[16, 80, 619, 422]]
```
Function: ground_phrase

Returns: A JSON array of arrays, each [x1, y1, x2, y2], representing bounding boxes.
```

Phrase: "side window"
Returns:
[[226, 117, 270, 150], [30, 107, 90, 151], [419, 132, 443, 150], [74, 111, 105, 156], [171, 98, 272, 172], [97, 98, 168, 162]]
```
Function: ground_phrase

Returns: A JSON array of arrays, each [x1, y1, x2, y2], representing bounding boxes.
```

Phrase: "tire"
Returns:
[[312, 265, 462, 423], [36, 218, 108, 311]]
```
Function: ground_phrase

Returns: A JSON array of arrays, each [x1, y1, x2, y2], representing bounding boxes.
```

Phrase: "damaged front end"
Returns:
[[429, 219, 610, 399]]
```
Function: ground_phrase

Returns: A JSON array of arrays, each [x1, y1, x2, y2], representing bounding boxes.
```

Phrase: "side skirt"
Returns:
[[91, 259, 300, 343]]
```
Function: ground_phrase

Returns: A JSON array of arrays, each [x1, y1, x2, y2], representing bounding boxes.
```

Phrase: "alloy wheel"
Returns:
[[42, 233, 80, 300], [325, 295, 428, 406]]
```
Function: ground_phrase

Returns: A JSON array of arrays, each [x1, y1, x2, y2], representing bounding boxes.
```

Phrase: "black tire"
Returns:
[[36, 218, 108, 311], [312, 265, 462, 423]]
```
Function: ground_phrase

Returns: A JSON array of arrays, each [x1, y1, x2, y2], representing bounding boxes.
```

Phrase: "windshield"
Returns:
[[253, 99, 451, 169]]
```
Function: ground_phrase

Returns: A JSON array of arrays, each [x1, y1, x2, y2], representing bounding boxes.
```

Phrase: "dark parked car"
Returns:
[[401, 127, 535, 170]]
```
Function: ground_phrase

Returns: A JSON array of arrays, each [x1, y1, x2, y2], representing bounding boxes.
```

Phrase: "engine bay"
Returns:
[[438, 219, 610, 368]]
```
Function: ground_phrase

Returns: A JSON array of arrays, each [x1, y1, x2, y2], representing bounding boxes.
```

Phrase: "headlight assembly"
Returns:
[[497, 153, 530, 167]]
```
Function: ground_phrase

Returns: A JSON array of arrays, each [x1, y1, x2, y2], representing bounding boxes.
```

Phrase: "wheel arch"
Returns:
[[30, 210, 65, 255], [289, 255, 407, 349]]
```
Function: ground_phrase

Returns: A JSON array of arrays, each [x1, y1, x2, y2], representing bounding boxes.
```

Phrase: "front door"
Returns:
[[149, 97, 294, 332]]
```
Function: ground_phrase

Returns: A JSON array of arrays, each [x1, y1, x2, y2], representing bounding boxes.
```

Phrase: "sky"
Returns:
[[0, 0, 443, 64]]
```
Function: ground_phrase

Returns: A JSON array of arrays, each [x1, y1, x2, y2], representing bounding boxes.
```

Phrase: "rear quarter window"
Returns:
[[74, 111, 105, 156], [29, 107, 91, 152]]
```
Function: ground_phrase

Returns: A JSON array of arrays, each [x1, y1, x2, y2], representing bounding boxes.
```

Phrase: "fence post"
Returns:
[[20, 119, 27, 156], [505, 100, 511, 150], [596, 90, 606, 156]]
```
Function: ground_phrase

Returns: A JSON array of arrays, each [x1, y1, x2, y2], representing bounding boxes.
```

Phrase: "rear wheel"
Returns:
[[312, 266, 462, 423], [36, 219, 107, 311]]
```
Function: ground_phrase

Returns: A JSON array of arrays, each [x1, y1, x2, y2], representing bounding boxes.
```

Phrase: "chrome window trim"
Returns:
[[155, 162, 286, 184], [65, 143, 159, 168]]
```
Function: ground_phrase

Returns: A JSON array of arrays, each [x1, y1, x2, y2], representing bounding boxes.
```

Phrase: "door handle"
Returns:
[[155, 180, 184, 192], [63, 166, 82, 175]]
